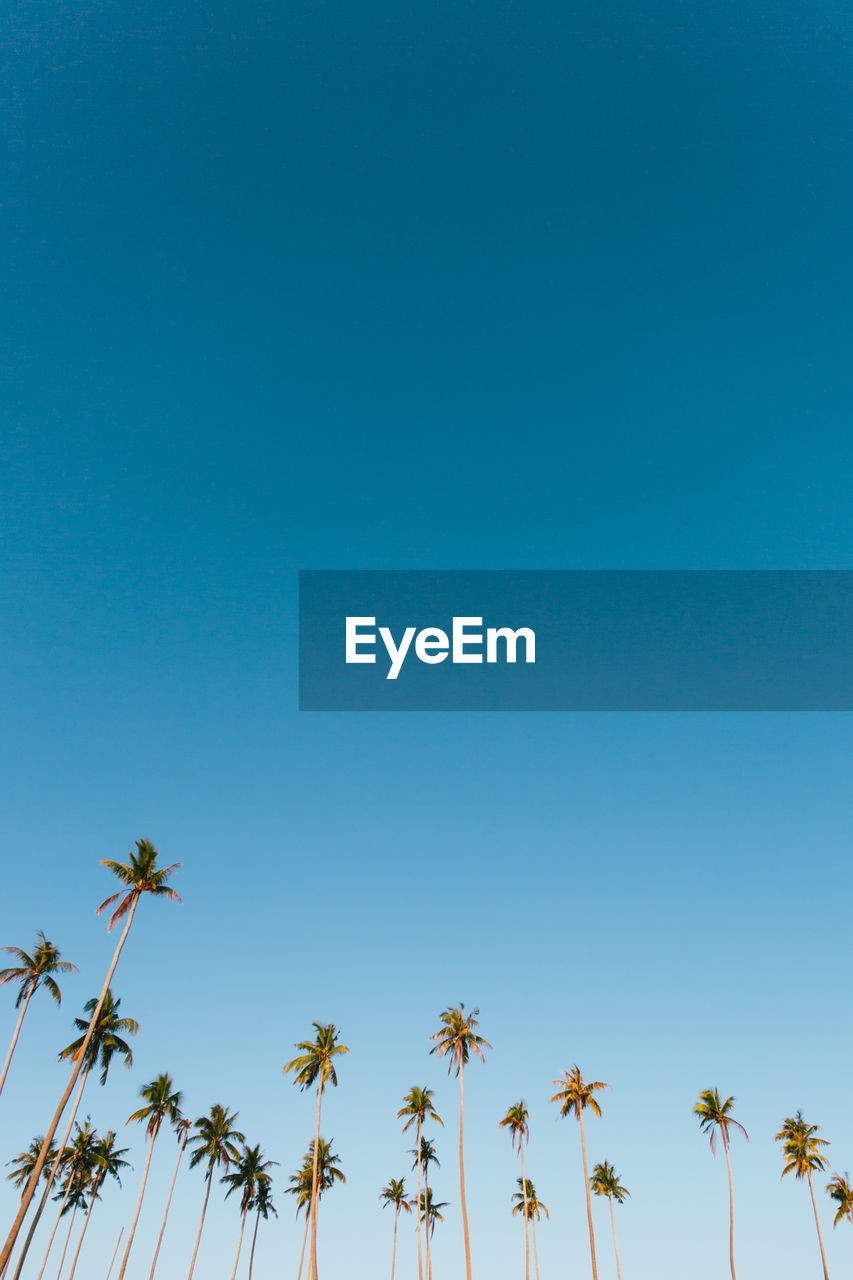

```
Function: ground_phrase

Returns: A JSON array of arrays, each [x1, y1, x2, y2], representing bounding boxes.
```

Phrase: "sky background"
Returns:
[[2, 0, 852, 1277]]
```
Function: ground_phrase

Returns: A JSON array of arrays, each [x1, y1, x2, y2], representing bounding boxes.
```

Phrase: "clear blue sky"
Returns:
[[2, 0, 851, 1277]]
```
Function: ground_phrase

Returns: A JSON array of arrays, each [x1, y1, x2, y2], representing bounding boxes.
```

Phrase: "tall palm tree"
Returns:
[[551, 1067, 609, 1280], [283, 1023, 348, 1280], [413, 1140, 440, 1280], [429, 1005, 491, 1280], [36, 1121, 98, 1280], [380, 1178, 411, 1280], [221, 1144, 277, 1280], [398, 1087, 443, 1280], [590, 1162, 629, 1280], [775, 1111, 831, 1280], [286, 1140, 345, 1280], [147, 1116, 191, 1280], [287, 1162, 314, 1280], [500, 1103, 531, 1280], [66, 1131, 129, 1280], [418, 1185, 448, 1276], [0, 840, 180, 1274], [826, 1173, 853, 1228], [0, 934, 77, 1098], [247, 1170, 276, 1280], [694, 1088, 748, 1280], [186, 1104, 244, 1280], [5, 1137, 59, 1280], [512, 1180, 549, 1280], [117, 1074, 183, 1280]]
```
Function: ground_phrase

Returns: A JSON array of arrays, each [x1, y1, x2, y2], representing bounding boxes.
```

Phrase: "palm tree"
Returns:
[[5, 1137, 59, 1280], [500, 1103, 531, 1280], [398, 1087, 443, 1280], [117, 1074, 183, 1280], [694, 1088, 748, 1280], [512, 1180, 549, 1280], [826, 1173, 853, 1227], [283, 1023, 349, 1280], [147, 1116, 191, 1280], [287, 1162, 314, 1280], [775, 1111, 831, 1280], [0, 840, 180, 1274], [590, 1162, 629, 1280], [66, 1131, 129, 1280], [0, 934, 77, 1098], [247, 1170, 276, 1280], [286, 1140, 345, 1280], [413, 1140, 440, 1280], [380, 1178, 411, 1280], [186, 1104, 244, 1280], [551, 1067, 609, 1280], [418, 1185, 448, 1272], [36, 1120, 98, 1280], [221, 1144, 277, 1280], [429, 1005, 491, 1280]]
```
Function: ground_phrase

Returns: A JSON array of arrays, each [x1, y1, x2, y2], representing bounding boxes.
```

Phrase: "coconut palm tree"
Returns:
[[418, 1186, 448, 1271], [66, 1131, 129, 1280], [826, 1173, 853, 1228], [413, 1140, 440, 1280], [5, 1137, 59, 1280], [247, 1170, 276, 1280], [398, 1087, 443, 1280], [0, 934, 77, 1099], [283, 1023, 348, 1280], [186, 1104, 244, 1280], [0, 840, 180, 1274], [775, 1111, 831, 1280], [286, 1140, 345, 1280], [500, 1103, 531, 1280], [287, 1162, 314, 1280], [590, 1162, 629, 1280], [694, 1088, 748, 1280], [429, 1005, 491, 1280], [116, 1074, 183, 1280], [551, 1067, 609, 1280], [221, 1144, 277, 1280], [512, 1180, 549, 1280], [147, 1116, 191, 1280], [36, 1120, 98, 1280], [380, 1178, 411, 1280]]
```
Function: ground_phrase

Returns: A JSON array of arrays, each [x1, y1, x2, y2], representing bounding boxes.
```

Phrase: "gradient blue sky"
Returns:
[[2, 0, 852, 1277]]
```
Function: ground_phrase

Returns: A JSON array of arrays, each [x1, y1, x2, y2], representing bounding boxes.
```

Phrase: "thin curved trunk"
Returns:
[[54, 1203, 78, 1280], [807, 1167, 830, 1280], [37, 1173, 76, 1280], [424, 1157, 432, 1280], [458, 1061, 472, 1280], [148, 1126, 188, 1280], [40, 1062, 91, 1209], [230, 1206, 247, 1280], [308, 1077, 324, 1280], [532, 1218, 541, 1280], [117, 1125, 158, 1280], [248, 1210, 260, 1280], [67, 1173, 103, 1280], [0, 897, 139, 1274], [296, 1209, 310, 1280], [0, 987, 34, 1099], [415, 1117, 423, 1280], [105, 1229, 123, 1280], [187, 1165, 214, 1280], [520, 1147, 530, 1280], [722, 1134, 736, 1280], [390, 1203, 399, 1280], [9, 1176, 53, 1280], [608, 1195, 621, 1280], [578, 1111, 598, 1280]]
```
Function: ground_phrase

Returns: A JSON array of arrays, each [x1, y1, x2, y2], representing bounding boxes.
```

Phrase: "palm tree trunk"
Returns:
[[608, 1195, 622, 1280], [187, 1165, 214, 1280], [520, 1147, 530, 1280], [8, 1176, 53, 1280], [105, 1229, 123, 1280], [117, 1126, 158, 1280], [458, 1060, 473, 1280], [532, 1218, 541, 1280], [248, 1209, 260, 1280], [296, 1210, 310, 1280], [37, 1175, 75, 1280], [390, 1202, 399, 1280], [0, 987, 34, 1099], [39, 1062, 91, 1210], [807, 1167, 830, 1280], [424, 1157, 432, 1280], [308, 1077, 324, 1280], [415, 1117, 423, 1280], [54, 1203, 78, 1280], [229, 1206, 247, 1280], [148, 1126, 188, 1280], [0, 897, 140, 1274], [722, 1134, 736, 1280], [578, 1112, 598, 1280], [67, 1173, 103, 1280]]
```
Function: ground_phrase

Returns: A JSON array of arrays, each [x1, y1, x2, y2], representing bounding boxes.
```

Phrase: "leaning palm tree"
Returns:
[[286, 1140, 344, 1280], [116, 1074, 183, 1280], [5, 1137, 59, 1280], [66, 1131, 129, 1280], [0, 933, 77, 1098], [247, 1171, 276, 1280], [512, 1180, 549, 1280], [36, 1120, 98, 1280], [186, 1104, 244, 1280], [283, 1023, 348, 1280], [398, 1087, 443, 1280], [0, 840, 180, 1274], [380, 1178, 411, 1280], [551, 1067, 609, 1280], [590, 1162, 629, 1280], [221, 1144, 277, 1280], [826, 1173, 853, 1228], [147, 1115, 191, 1280], [500, 1103, 531, 1280], [775, 1111, 831, 1280], [429, 1005, 491, 1280], [694, 1088, 748, 1280]]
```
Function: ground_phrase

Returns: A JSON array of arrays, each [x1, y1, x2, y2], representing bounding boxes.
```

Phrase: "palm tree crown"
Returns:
[[775, 1111, 830, 1180], [0, 934, 77, 1007], [590, 1161, 630, 1203], [380, 1178, 412, 1214], [826, 1173, 853, 1227], [127, 1073, 183, 1140], [7, 1138, 60, 1192], [58, 990, 138, 1084], [283, 1022, 349, 1089], [512, 1178, 549, 1221], [428, 1005, 491, 1073], [500, 1101, 530, 1151], [694, 1088, 749, 1153], [189, 1105, 245, 1174], [551, 1066, 609, 1120], [222, 1144, 277, 1214], [398, 1087, 444, 1132], [96, 839, 181, 932]]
